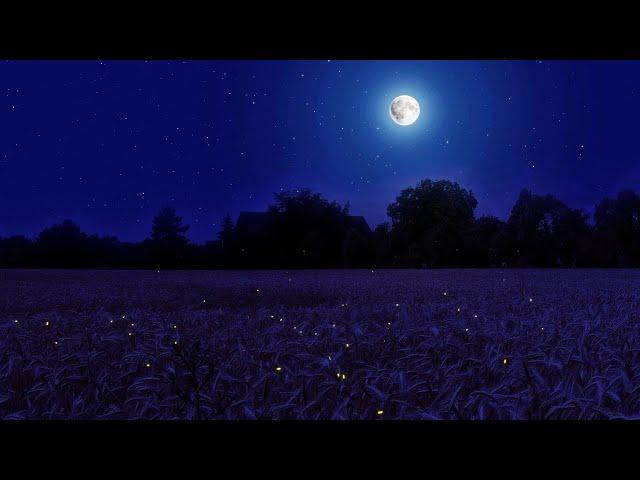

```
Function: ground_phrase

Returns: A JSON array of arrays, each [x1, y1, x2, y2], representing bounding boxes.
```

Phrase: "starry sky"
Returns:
[[1, 60, 640, 243]]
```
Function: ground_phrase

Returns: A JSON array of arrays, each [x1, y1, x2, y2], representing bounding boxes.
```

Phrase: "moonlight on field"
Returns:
[[390, 95, 420, 126]]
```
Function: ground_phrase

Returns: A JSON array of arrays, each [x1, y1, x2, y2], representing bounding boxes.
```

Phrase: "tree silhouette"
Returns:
[[594, 190, 640, 266], [218, 213, 235, 250], [264, 189, 352, 267], [148, 207, 190, 267], [387, 179, 477, 267]]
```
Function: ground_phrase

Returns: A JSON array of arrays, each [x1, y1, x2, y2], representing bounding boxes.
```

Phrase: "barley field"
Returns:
[[1, 268, 640, 419]]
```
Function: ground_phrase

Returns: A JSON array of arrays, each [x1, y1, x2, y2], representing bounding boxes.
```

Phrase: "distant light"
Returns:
[[529, 298, 533, 303], [457, 308, 461, 312], [465, 328, 469, 332], [341, 373, 346, 380], [128, 332, 133, 336], [473, 314, 478, 318], [14, 320, 18, 324], [395, 303, 399, 307], [174, 340, 178, 345], [256, 289, 260, 293], [276, 367, 282, 372], [54, 341, 58, 345], [109, 320, 114, 324], [377, 410, 384, 415], [130, 323, 134, 327], [145, 363, 151, 368], [443, 292, 447, 296], [503, 358, 508, 365], [173, 325, 177, 329], [345, 343, 350, 348]]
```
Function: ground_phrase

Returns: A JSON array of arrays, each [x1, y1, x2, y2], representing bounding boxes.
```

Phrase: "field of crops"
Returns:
[[2, 268, 640, 419]]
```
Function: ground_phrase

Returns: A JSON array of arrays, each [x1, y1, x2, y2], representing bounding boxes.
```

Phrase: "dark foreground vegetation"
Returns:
[[2, 178, 640, 268], [2, 268, 640, 419]]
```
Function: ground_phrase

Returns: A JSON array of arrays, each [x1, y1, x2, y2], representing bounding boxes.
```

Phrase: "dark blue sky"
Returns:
[[1, 60, 639, 243]]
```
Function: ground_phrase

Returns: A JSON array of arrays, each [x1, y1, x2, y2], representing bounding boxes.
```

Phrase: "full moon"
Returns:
[[389, 95, 420, 126]]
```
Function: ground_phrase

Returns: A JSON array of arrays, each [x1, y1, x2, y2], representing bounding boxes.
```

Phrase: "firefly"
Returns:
[[503, 358, 508, 365], [128, 332, 133, 336], [145, 363, 151, 368], [377, 410, 384, 415], [45, 321, 50, 326], [276, 367, 282, 372], [345, 343, 350, 348]]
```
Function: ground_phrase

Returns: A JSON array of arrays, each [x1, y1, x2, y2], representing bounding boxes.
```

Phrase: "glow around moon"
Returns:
[[389, 95, 420, 126]]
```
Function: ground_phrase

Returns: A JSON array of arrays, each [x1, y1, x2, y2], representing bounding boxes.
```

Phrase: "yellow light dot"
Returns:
[[341, 374, 346, 380], [276, 367, 282, 372], [45, 321, 49, 326], [128, 332, 132, 336], [503, 358, 508, 365], [345, 343, 350, 348], [377, 410, 383, 415], [145, 363, 150, 368], [173, 325, 177, 329]]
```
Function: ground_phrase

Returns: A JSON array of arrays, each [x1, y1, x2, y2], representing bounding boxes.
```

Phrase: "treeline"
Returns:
[[2, 179, 640, 268]]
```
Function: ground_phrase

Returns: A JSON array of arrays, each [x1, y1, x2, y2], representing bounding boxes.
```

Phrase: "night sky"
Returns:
[[1, 60, 640, 243]]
